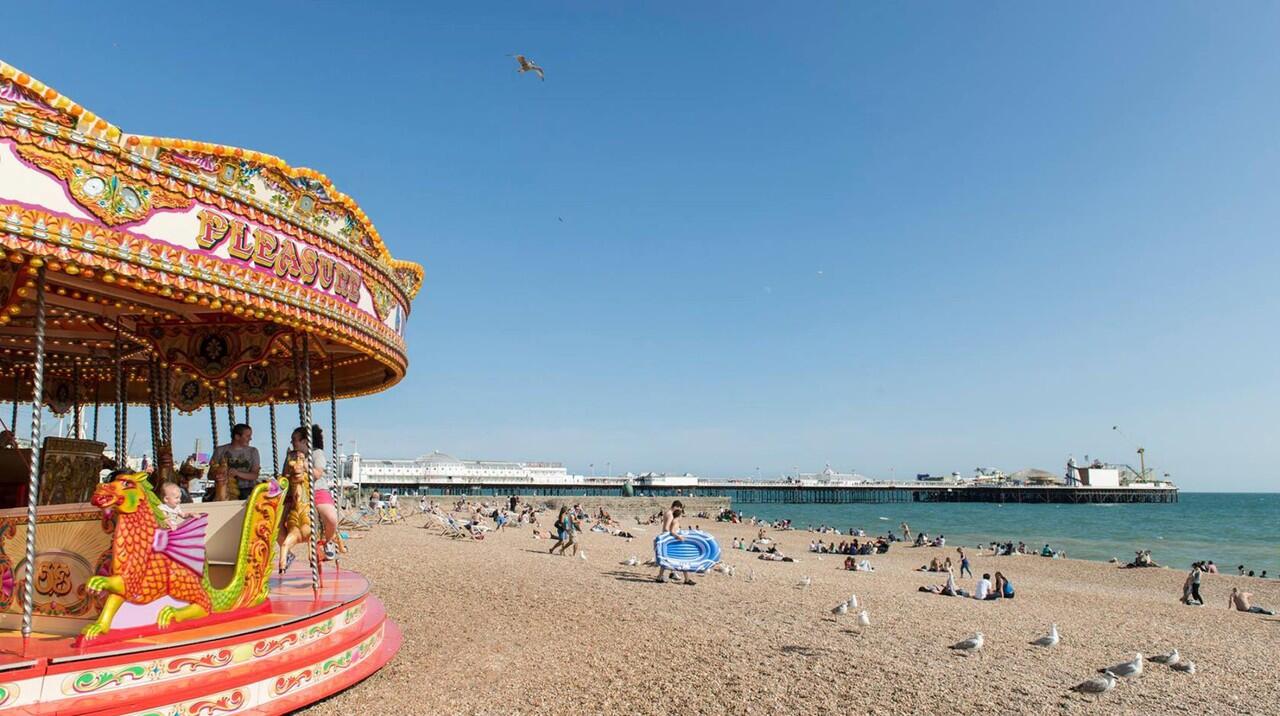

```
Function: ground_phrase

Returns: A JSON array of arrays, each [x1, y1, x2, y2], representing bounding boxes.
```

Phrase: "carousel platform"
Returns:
[[0, 563, 400, 715]]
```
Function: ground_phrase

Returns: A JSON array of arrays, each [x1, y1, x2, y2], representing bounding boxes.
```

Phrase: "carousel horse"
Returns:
[[277, 450, 312, 572]]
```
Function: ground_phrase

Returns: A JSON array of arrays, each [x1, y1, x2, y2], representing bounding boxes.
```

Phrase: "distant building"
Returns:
[[343, 451, 572, 493]]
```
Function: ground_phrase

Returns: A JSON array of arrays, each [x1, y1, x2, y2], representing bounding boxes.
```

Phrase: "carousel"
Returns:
[[0, 60, 419, 714]]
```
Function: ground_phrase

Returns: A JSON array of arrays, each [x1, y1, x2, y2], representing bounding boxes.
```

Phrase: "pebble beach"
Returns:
[[302, 512, 1280, 716]]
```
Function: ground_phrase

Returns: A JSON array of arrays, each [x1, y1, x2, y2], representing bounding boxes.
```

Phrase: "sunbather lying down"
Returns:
[[758, 551, 795, 563]]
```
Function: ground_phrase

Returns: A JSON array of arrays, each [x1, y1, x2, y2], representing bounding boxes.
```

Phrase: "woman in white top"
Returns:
[[288, 425, 344, 560]]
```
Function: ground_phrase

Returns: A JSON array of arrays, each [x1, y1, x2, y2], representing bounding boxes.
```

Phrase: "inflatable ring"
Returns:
[[653, 530, 721, 573]]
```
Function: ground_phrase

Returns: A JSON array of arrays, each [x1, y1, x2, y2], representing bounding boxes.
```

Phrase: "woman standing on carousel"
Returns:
[[278, 425, 346, 572]]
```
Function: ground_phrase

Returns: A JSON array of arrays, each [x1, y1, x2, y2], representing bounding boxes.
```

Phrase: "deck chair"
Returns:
[[435, 513, 468, 539]]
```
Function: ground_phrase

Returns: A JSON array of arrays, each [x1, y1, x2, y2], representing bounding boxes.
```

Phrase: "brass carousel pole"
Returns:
[[294, 335, 320, 595], [10, 372, 17, 432], [20, 264, 48, 642], [329, 361, 339, 511]]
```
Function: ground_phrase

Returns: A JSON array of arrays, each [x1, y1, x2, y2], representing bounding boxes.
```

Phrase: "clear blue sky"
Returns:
[[8, 3, 1280, 490]]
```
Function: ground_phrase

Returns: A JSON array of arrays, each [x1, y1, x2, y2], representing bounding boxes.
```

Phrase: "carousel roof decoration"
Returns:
[[0, 60, 424, 405]]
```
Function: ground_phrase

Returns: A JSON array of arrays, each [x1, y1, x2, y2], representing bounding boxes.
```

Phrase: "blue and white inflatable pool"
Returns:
[[653, 530, 721, 573]]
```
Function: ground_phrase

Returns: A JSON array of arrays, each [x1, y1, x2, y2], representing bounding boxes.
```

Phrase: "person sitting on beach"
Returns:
[[974, 573, 996, 600], [1228, 587, 1275, 615], [1040, 544, 1054, 557], [1205, 561, 1219, 574], [993, 571, 1014, 599]]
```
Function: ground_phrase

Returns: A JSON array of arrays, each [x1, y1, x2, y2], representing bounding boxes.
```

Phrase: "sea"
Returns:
[[733, 492, 1280, 576]]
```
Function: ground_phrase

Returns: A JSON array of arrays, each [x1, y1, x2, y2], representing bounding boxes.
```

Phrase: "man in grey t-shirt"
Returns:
[[211, 423, 261, 495]]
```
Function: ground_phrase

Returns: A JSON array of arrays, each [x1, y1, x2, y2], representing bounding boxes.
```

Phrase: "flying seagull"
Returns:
[[1099, 653, 1143, 678], [1031, 624, 1060, 647], [950, 633, 984, 655], [511, 54, 545, 81], [1072, 671, 1117, 697]]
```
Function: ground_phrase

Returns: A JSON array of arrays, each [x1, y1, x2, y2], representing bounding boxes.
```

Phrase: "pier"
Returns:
[[390, 480, 1179, 504]]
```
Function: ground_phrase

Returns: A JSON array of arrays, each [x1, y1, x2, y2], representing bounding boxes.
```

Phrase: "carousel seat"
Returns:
[[0, 447, 32, 508], [38, 437, 105, 505]]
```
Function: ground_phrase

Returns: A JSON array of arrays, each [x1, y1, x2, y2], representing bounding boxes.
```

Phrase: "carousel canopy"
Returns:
[[0, 61, 423, 411]]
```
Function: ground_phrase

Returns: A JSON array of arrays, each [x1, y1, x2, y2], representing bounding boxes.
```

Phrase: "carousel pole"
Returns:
[[92, 382, 101, 442], [268, 401, 278, 477], [243, 404, 249, 427], [225, 384, 236, 437], [329, 361, 339, 511], [147, 362, 160, 468], [20, 264, 48, 643], [71, 363, 81, 438], [208, 393, 219, 448], [113, 334, 123, 461], [294, 335, 320, 595], [10, 372, 17, 432], [163, 368, 173, 446]]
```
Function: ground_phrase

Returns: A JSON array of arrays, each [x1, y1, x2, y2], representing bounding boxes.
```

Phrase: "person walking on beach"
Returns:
[[549, 506, 575, 556], [656, 500, 688, 584], [900, 522, 911, 542], [1181, 563, 1204, 605], [957, 547, 973, 578]]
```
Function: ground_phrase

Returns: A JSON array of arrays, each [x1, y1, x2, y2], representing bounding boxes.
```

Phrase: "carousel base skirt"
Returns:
[[0, 562, 399, 715]]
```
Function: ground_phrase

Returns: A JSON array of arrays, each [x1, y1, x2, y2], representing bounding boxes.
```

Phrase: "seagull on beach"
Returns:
[[1031, 624, 1060, 647], [831, 601, 848, 617], [1072, 671, 1117, 697], [510, 54, 545, 80], [856, 610, 871, 628], [1150, 649, 1180, 666], [1099, 653, 1142, 678], [579, 550, 588, 562], [950, 633, 984, 655], [1171, 660, 1196, 674], [848, 594, 858, 609], [623, 555, 639, 567], [746, 568, 756, 583], [796, 576, 811, 589]]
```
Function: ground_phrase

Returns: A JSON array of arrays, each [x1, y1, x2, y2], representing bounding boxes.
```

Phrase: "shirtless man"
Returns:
[[1229, 587, 1276, 615], [655, 500, 687, 584]]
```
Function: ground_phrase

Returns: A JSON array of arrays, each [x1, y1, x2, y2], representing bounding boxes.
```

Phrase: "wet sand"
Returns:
[[302, 515, 1280, 715]]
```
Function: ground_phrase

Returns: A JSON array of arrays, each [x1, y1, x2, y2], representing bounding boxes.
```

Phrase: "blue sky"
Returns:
[[8, 3, 1280, 490]]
